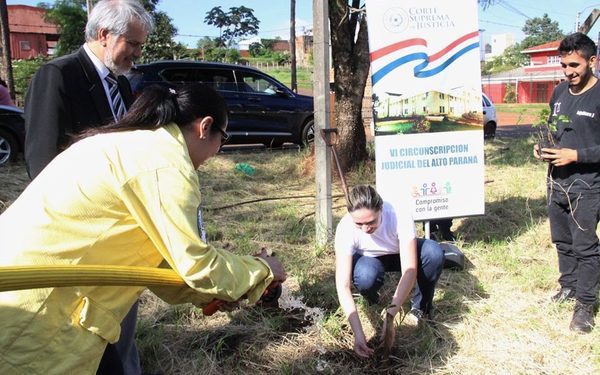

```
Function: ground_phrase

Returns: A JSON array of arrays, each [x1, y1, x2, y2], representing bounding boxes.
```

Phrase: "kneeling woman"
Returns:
[[0, 84, 285, 373], [334, 185, 444, 358]]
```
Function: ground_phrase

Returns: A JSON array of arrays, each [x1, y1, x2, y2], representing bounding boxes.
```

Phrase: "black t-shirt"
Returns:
[[549, 79, 600, 191]]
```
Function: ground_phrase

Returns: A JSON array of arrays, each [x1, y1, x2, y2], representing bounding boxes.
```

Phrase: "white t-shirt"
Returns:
[[334, 201, 416, 257]]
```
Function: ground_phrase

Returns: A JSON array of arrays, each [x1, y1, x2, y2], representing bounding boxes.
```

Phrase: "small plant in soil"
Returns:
[[533, 108, 569, 161]]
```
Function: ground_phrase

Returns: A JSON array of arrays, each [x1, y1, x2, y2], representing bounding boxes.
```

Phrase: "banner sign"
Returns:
[[365, 0, 485, 220]]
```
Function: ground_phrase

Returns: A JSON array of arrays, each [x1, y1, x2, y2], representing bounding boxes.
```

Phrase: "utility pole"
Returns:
[[0, 0, 14, 101], [290, 0, 297, 93], [313, 0, 332, 246], [87, 0, 93, 18]]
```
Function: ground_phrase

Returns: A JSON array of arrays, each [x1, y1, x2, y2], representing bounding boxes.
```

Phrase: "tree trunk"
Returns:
[[0, 0, 15, 100], [328, 0, 371, 173], [290, 0, 297, 92]]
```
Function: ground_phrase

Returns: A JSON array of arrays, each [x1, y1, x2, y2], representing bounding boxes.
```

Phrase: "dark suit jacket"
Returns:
[[24, 46, 134, 178]]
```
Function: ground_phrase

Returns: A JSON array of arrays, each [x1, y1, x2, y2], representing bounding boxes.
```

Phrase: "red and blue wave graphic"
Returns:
[[370, 31, 479, 85]]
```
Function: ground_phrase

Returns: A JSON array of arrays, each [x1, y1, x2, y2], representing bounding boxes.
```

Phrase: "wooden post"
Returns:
[[313, 0, 332, 246]]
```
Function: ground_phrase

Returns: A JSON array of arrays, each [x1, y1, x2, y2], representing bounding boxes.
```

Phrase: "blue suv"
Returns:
[[127, 61, 314, 147]]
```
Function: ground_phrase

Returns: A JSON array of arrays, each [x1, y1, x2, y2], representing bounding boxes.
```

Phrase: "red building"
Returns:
[[7, 5, 60, 59], [482, 40, 565, 104]]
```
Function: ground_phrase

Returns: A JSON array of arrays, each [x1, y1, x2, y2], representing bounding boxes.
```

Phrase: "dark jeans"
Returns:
[[97, 301, 141, 375], [548, 189, 600, 305], [351, 238, 444, 313]]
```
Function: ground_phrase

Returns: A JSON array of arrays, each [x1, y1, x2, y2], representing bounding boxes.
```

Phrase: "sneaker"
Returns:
[[551, 287, 576, 303], [569, 301, 595, 333], [404, 308, 430, 327]]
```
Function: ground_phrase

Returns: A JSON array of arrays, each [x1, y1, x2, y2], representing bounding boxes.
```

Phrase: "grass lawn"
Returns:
[[2, 135, 600, 374], [265, 67, 313, 92]]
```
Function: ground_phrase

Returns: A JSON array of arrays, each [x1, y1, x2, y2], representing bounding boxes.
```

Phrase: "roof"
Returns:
[[8, 5, 59, 35], [521, 40, 561, 54]]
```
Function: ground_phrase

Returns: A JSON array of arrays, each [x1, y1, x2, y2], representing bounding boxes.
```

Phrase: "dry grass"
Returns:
[[2, 137, 600, 374]]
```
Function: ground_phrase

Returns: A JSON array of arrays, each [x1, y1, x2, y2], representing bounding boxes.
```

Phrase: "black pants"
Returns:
[[548, 189, 600, 305], [97, 302, 140, 375]]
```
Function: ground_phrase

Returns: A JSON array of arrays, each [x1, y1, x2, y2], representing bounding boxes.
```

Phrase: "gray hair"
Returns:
[[347, 185, 383, 213], [85, 0, 154, 42]]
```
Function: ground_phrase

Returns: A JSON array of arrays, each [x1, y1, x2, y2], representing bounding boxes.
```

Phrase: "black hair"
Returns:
[[558, 32, 597, 60], [347, 184, 383, 213], [75, 83, 227, 141]]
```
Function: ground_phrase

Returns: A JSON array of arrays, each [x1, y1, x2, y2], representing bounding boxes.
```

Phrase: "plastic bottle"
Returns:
[[235, 162, 256, 176]]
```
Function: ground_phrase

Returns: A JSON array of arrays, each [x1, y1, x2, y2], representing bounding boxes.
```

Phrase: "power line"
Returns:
[[480, 19, 522, 29], [497, 0, 531, 19]]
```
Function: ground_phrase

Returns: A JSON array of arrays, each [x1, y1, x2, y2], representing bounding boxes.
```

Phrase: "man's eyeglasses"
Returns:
[[217, 127, 230, 145]]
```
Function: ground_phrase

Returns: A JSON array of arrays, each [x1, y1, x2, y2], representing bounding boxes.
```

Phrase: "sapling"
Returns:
[[533, 108, 569, 161]]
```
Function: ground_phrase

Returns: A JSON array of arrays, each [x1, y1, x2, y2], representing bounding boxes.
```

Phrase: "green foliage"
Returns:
[[504, 84, 516, 103], [140, 11, 179, 62], [196, 37, 241, 63], [520, 14, 565, 50], [204, 6, 260, 47], [42, 0, 87, 56], [482, 44, 528, 74], [481, 13, 564, 75], [11, 57, 48, 102], [248, 42, 263, 57], [246, 40, 291, 64], [200, 46, 242, 63]]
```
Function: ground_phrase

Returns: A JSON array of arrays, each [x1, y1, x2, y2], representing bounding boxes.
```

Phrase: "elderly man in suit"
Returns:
[[24, 0, 153, 179], [23, 1, 154, 374]]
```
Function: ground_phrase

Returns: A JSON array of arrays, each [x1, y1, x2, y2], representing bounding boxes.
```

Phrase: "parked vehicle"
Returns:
[[127, 61, 315, 147], [482, 93, 497, 139], [0, 105, 25, 166]]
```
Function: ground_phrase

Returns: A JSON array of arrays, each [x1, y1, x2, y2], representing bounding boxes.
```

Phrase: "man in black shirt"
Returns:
[[534, 32, 600, 333]]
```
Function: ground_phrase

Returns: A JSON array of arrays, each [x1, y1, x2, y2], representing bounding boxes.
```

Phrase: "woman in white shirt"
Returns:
[[334, 185, 444, 358]]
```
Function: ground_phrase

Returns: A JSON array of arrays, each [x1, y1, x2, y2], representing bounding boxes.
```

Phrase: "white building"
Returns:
[[484, 33, 515, 60]]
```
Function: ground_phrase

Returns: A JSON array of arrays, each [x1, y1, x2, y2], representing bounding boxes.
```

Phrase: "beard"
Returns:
[[104, 40, 131, 76]]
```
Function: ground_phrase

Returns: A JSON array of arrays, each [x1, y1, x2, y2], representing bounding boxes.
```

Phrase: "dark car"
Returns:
[[127, 61, 315, 147], [0, 105, 25, 166]]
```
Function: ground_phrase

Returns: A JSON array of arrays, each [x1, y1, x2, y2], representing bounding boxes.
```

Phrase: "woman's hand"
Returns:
[[258, 249, 287, 283], [353, 333, 374, 358]]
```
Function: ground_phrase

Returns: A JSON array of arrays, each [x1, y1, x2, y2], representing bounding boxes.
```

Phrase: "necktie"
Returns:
[[105, 74, 126, 120]]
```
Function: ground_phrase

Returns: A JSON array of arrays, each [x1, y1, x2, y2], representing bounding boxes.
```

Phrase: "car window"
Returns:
[[236, 71, 280, 95], [160, 69, 198, 83], [482, 95, 492, 107], [197, 69, 237, 92]]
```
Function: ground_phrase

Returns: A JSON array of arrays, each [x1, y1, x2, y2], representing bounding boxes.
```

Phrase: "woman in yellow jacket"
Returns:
[[0, 83, 286, 374]]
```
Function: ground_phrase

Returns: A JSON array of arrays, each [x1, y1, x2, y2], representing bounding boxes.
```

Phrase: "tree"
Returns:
[[197, 36, 218, 60], [140, 10, 178, 62], [204, 6, 260, 47], [41, 0, 87, 56], [248, 42, 263, 57], [0, 0, 15, 100], [328, 0, 371, 172], [482, 43, 528, 74], [520, 14, 564, 49], [290, 0, 297, 92]]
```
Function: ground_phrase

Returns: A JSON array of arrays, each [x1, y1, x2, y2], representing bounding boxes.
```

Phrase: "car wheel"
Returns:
[[484, 121, 496, 140], [0, 128, 18, 166], [300, 119, 314, 147]]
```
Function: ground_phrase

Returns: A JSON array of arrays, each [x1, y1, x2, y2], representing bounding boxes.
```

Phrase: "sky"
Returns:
[[6, 0, 600, 47]]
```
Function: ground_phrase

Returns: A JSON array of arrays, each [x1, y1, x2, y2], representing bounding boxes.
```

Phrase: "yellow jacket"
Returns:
[[0, 124, 273, 374]]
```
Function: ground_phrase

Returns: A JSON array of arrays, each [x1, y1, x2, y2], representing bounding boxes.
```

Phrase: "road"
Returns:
[[495, 111, 536, 139]]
